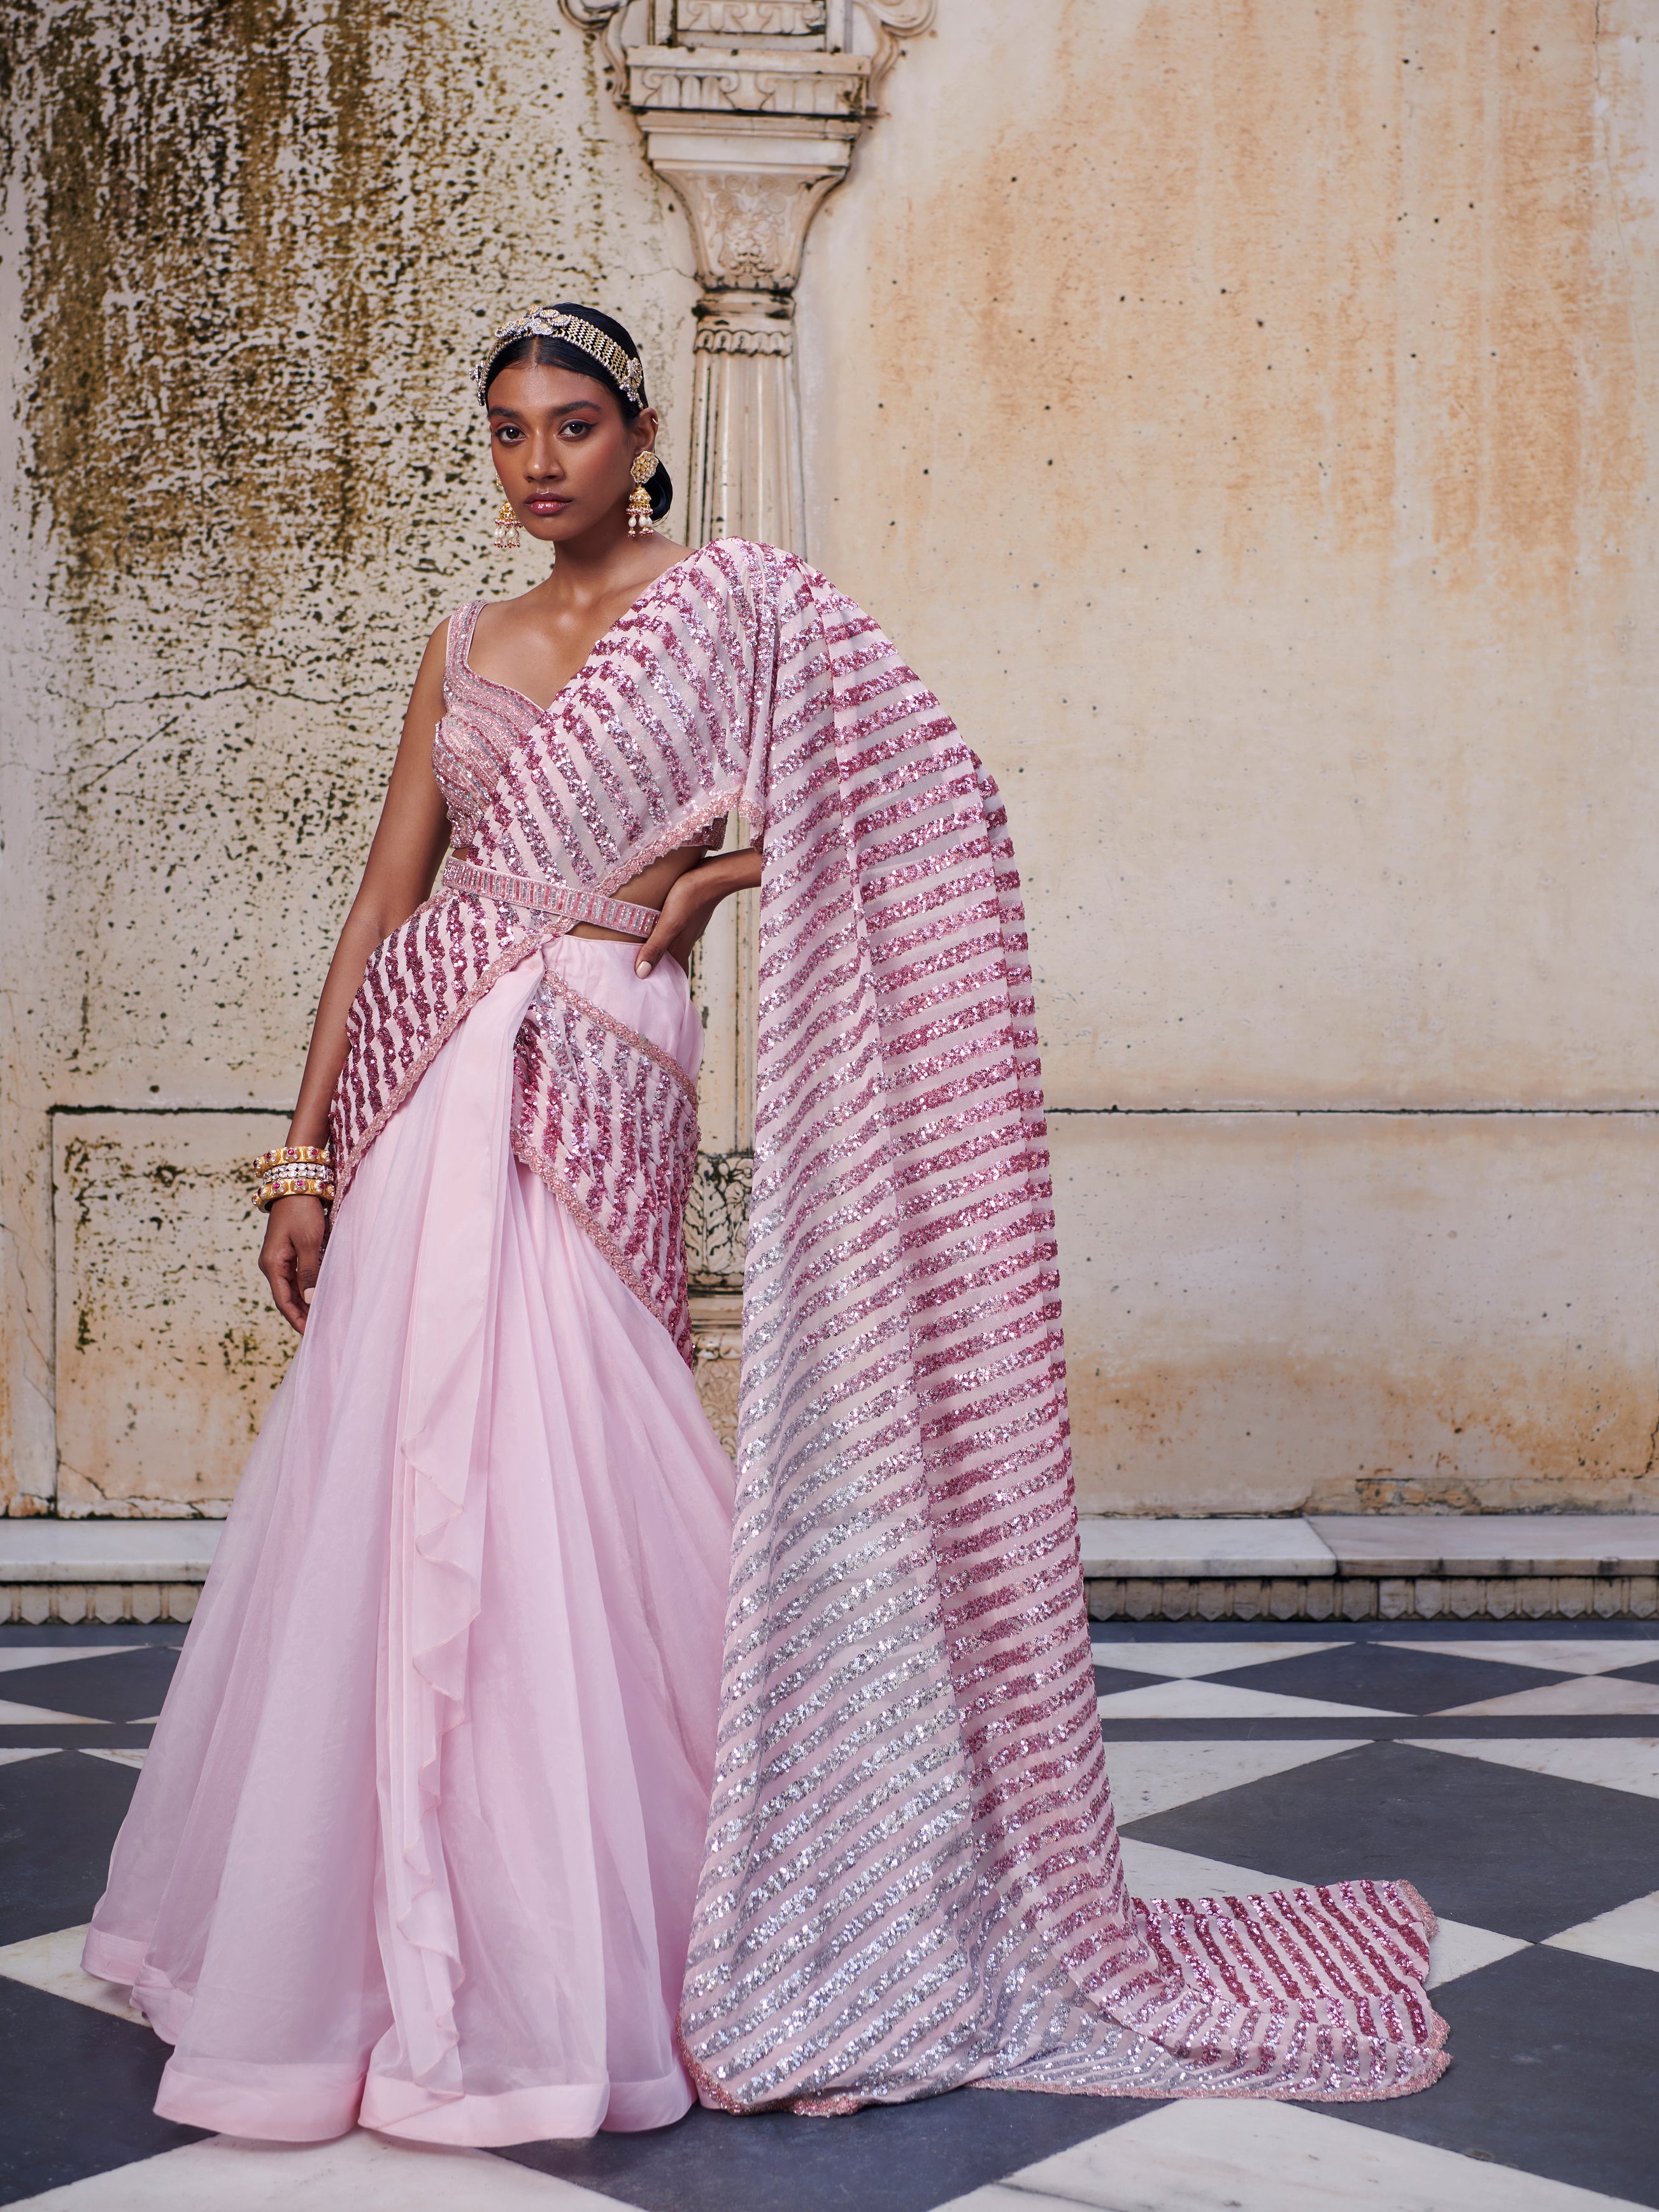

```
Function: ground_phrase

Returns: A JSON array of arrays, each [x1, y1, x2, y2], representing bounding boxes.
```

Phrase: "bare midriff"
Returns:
[[567, 839, 709, 943]]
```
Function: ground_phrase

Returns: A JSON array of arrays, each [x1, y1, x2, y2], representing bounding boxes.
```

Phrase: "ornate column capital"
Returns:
[[559, 3, 932, 301]]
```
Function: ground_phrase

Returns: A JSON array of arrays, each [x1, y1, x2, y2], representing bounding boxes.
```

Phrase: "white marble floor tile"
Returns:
[[1399, 1736, 1659, 1800], [1095, 1680, 1395, 1721], [1100, 1739, 1364, 1822], [1089, 1641, 1349, 1680], [10, 2132, 615, 2209], [1119, 1836, 1300, 1901], [1381, 1638, 1659, 1676], [0, 1646, 145, 1674], [0, 1923, 142, 2023], [1437, 1676, 1659, 1718], [1422, 1915, 1533, 1987], [1118, 1840, 1523, 1990], [81, 1746, 146, 1769], [0, 1746, 59, 1767], [0, 1698, 99, 1725], [1546, 1888, 1659, 1975], [933, 2097, 1645, 2211]]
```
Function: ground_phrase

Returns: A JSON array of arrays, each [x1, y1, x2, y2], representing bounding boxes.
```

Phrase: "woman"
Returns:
[[86, 304, 1448, 2144]]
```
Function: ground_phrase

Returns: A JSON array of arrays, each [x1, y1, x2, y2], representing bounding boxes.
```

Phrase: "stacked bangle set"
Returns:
[[253, 1145, 335, 1212]]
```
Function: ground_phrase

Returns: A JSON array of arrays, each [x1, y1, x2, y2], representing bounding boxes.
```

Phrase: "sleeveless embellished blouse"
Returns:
[[434, 601, 536, 855], [435, 599, 725, 862]]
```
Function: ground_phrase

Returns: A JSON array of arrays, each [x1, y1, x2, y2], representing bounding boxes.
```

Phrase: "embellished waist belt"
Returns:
[[442, 859, 660, 941]]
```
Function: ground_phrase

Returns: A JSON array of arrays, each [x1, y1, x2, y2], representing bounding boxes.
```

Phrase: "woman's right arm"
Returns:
[[259, 620, 454, 1333]]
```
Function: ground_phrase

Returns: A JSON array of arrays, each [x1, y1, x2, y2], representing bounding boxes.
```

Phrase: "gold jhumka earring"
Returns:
[[492, 492, 520, 552], [627, 450, 659, 536]]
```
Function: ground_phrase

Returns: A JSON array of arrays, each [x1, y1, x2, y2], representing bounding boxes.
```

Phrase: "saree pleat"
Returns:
[[85, 941, 734, 2143]]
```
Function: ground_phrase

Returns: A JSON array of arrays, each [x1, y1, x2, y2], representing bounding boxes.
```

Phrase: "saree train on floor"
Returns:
[[87, 539, 1446, 2138]]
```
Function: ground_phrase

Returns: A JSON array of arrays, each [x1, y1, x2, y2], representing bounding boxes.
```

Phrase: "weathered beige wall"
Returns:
[[799, 0, 1659, 1512], [4, 0, 1656, 1517], [53, 1111, 290, 1513], [1048, 1113, 1659, 1515]]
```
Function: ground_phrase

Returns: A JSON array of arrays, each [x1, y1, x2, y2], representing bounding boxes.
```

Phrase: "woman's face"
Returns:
[[487, 359, 656, 545]]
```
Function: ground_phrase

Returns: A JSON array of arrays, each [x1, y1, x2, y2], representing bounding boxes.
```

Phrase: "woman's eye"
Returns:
[[563, 420, 591, 438]]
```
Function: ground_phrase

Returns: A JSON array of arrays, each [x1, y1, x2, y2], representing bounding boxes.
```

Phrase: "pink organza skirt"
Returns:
[[83, 938, 736, 2146]]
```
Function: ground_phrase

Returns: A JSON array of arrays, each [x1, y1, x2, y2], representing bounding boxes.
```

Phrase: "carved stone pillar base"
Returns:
[[688, 1291, 743, 1457]]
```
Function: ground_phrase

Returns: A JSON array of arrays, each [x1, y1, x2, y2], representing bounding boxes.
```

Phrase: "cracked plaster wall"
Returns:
[[1, 0, 696, 1513]]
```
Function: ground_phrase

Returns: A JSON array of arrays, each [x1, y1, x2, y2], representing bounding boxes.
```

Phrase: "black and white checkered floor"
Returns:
[[3, 1618, 1657, 2209]]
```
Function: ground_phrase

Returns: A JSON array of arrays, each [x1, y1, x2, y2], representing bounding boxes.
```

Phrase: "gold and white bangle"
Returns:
[[253, 1145, 335, 1212]]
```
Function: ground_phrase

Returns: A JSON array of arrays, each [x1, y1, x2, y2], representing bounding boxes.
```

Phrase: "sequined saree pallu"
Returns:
[[334, 541, 1448, 2109]]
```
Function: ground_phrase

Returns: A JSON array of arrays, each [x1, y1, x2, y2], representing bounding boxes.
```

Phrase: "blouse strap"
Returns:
[[445, 600, 485, 690]]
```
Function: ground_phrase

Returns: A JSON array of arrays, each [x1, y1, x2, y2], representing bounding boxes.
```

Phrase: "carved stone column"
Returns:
[[638, 50, 867, 549], [559, 1, 931, 1413]]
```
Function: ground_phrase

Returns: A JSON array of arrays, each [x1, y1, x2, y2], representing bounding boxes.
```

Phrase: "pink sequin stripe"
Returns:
[[676, 557, 1448, 2111], [432, 602, 526, 855], [511, 971, 700, 1366], [442, 857, 661, 941], [331, 892, 560, 1208], [533, 968, 699, 1107]]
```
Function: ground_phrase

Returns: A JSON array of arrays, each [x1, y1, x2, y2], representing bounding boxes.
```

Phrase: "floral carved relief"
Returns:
[[677, 1, 829, 34], [664, 168, 839, 292], [629, 59, 866, 117]]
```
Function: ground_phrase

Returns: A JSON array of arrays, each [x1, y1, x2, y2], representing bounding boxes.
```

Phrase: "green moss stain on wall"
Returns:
[[20, 0, 541, 583], [13, 0, 694, 1101]]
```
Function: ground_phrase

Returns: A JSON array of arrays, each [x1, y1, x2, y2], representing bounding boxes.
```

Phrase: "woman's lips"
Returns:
[[525, 495, 570, 513]]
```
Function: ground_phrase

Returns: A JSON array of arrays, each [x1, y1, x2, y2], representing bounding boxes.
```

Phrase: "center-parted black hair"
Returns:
[[483, 304, 673, 524]]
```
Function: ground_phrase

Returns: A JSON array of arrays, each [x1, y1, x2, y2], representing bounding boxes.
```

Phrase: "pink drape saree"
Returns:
[[85, 539, 1446, 2144]]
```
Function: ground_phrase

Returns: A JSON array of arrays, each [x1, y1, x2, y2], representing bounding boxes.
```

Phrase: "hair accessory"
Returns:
[[476, 307, 645, 410], [627, 449, 659, 537], [254, 1145, 335, 1212], [493, 492, 520, 552]]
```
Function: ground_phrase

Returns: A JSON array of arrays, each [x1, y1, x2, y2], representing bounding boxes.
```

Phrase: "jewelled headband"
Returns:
[[475, 306, 644, 410]]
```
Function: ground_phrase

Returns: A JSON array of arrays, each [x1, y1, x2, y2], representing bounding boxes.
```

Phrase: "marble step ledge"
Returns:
[[7, 1514, 1659, 1625], [1078, 1515, 1659, 1623], [0, 1520, 222, 1625]]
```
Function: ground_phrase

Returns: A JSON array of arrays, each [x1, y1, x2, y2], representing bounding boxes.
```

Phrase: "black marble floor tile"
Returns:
[[1335, 1943, 1659, 2210], [1092, 1664, 1167, 1697], [1202, 1643, 1572, 1714], [1090, 1619, 1659, 1645], [0, 1977, 205, 2206], [0, 1750, 138, 1945], [1089, 1623, 1357, 1645], [0, 1625, 186, 1648], [1095, 1716, 1659, 1744], [499, 2087, 1165, 2212], [1121, 1738, 1659, 1940], [0, 1727, 155, 1752], [1608, 1657, 1659, 1685], [0, 1645, 181, 1723]]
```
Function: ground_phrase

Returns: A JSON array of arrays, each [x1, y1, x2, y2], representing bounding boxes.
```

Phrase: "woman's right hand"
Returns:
[[260, 1194, 327, 1335]]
